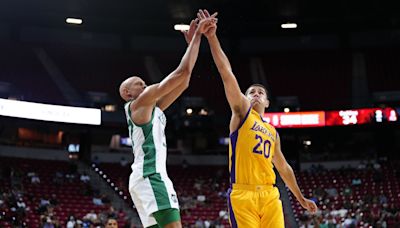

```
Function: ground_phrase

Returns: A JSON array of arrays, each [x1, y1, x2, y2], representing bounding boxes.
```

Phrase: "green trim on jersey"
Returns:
[[149, 173, 171, 210], [126, 101, 135, 148], [153, 208, 181, 227], [140, 108, 156, 177]]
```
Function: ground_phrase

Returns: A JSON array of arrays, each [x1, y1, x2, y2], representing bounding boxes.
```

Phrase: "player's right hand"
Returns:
[[197, 9, 218, 38]]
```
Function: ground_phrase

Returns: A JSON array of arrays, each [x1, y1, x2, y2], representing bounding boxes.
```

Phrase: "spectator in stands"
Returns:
[[53, 171, 64, 186], [49, 194, 58, 206], [194, 217, 205, 228], [80, 172, 90, 183], [342, 214, 357, 228], [38, 195, 50, 214], [30, 172, 40, 184], [196, 194, 206, 205], [326, 187, 338, 198], [66, 214, 78, 228], [373, 161, 381, 170], [343, 185, 352, 196], [92, 193, 103, 206], [41, 216, 60, 228], [219, 209, 228, 220], [378, 194, 388, 205], [119, 13, 217, 228], [193, 177, 204, 191], [83, 210, 98, 224], [16, 197, 26, 210], [119, 157, 128, 167], [65, 172, 76, 183], [351, 177, 362, 186], [357, 161, 367, 170], [104, 218, 118, 228], [204, 219, 212, 228], [101, 194, 111, 205], [105, 206, 118, 219]]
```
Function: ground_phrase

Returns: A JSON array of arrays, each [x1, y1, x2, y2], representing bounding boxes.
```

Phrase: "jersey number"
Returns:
[[253, 134, 271, 158]]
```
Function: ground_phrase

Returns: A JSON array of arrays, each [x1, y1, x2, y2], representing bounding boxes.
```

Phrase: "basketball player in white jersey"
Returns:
[[118, 14, 218, 228]]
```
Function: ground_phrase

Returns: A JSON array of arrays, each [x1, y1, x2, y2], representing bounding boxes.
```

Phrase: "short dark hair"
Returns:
[[245, 84, 269, 99]]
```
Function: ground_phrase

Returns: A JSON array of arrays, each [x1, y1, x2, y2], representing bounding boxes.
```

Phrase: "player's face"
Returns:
[[130, 78, 147, 99], [246, 86, 269, 108], [105, 219, 118, 228]]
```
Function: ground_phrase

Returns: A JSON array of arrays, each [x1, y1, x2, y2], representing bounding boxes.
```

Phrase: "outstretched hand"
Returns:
[[181, 10, 218, 44], [197, 9, 218, 38], [182, 18, 199, 44]]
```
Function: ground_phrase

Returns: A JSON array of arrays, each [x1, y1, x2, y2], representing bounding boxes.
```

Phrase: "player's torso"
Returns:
[[125, 103, 168, 177], [229, 108, 277, 185]]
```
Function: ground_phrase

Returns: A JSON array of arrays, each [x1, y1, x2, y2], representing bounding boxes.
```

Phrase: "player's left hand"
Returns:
[[300, 198, 318, 214], [182, 18, 199, 44]]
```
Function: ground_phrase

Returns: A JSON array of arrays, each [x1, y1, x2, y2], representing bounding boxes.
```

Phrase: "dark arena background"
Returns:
[[1, 0, 400, 227]]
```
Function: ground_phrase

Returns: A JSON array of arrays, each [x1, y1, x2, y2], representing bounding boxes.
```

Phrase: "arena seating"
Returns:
[[289, 161, 400, 227], [0, 157, 127, 227]]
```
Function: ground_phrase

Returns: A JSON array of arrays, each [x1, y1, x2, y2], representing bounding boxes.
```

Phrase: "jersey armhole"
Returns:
[[229, 105, 252, 137]]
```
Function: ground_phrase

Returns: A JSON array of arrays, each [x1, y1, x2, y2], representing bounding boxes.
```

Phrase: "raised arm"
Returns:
[[199, 10, 249, 118], [273, 133, 318, 214], [132, 31, 202, 110], [156, 18, 201, 111], [134, 17, 217, 112]]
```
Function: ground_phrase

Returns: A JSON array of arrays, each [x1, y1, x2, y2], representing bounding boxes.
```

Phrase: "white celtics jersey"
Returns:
[[124, 102, 168, 177]]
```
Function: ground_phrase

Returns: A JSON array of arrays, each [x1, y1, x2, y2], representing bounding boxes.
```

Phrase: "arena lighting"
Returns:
[[284, 108, 290, 113], [199, 108, 208, 116], [66, 18, 83, 25], [174, 24, 190, 31], [104, 104, 116, 112], [0, 98, 101, 125], [281, 23, 297, 29], [186, 108, 193, 115]]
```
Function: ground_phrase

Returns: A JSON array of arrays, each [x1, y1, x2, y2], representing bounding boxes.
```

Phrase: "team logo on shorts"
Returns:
[[171, 194, 178, 203]]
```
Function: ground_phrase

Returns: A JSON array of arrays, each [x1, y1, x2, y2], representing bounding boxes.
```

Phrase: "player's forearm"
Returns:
[[207, 35, 233, 76], [279, 165, 306, 203]]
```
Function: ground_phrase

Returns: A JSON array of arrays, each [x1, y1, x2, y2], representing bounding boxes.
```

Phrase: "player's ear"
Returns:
[[265, 99, 270, 109]]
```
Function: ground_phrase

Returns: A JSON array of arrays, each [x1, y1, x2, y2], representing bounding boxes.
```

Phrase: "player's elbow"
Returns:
[[175, 65, 192, 78], [181, 78, 190, 90]]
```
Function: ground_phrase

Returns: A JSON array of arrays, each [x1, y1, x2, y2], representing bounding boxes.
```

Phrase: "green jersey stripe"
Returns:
[[149, 173, 171, 210], [140, 109, 156, 177]]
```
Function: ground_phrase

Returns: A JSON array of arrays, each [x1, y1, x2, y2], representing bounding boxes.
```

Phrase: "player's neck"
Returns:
[[252, 105, 265, 116]]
